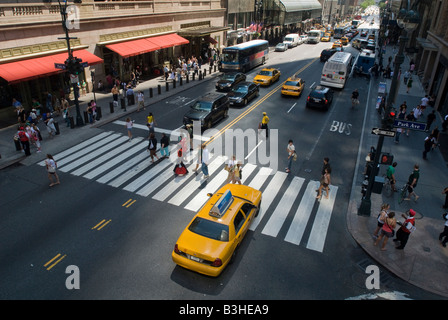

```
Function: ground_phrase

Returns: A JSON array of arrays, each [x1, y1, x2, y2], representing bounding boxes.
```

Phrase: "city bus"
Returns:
[[320, 52, 354, 89], [333, 27, 345, 39], [220, 40, 269, 73], [307, 30, 321, 44]]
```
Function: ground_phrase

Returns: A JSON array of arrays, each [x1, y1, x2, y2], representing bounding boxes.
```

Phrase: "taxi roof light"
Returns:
[[209, 189, 233, 218]]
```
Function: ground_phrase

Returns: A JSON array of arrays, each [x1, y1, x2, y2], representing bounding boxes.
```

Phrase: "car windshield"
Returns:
[[284, 81, 298, 86], [188, 217, 229, 242], [310, 91, 325, 99], [258, 70, 272, 76], [221, 74, 236, 81], [191, 101, 212, 111], [232, 86, 248, 93]]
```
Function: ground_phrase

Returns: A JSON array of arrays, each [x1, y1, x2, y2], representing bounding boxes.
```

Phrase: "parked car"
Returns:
[[253, 68, 281, 86], [227, 82, 259, 106], [215, 72, 246, 91], [183, 92, 229, 130], [275, 43, 288, 52], [306, 86, 334, 111]]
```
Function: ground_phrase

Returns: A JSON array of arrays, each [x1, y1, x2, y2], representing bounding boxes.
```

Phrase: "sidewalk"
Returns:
[[347, 45, 448, 298], [0, 64, 220, 169]]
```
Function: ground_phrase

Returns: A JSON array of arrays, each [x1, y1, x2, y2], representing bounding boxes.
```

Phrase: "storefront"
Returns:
[[0, 46, 103, 126], [98, 26, 190, 85], [178, 22, 229, 59]]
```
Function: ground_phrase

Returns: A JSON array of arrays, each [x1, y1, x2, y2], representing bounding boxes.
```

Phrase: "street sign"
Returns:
[[54, 63, 66, 70], [371, 127, 396, 137], [393, 119, 427, 131]]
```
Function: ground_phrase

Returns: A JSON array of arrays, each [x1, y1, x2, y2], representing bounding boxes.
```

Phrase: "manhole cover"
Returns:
[[422, 246, 431, 252]]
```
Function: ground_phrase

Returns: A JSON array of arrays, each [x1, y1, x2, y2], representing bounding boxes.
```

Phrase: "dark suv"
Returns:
[[183, 93, 229, 130], [306, 86, 334, 111], [320, 47, 343, 62]]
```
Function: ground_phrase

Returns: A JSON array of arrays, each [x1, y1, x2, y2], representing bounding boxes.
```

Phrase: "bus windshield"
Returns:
[[222, 51, 238, 63]]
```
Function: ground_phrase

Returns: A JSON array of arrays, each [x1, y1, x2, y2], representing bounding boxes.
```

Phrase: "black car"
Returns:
[[320, 47, 343, 62], [215, 72, 246, 91], [183, 93, 229, 130], [306, 86, 334, 111], [227, 82, 259, 106]]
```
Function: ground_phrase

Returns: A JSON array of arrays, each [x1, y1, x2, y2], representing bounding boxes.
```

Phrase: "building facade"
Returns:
[[0, 0, 228, 126]]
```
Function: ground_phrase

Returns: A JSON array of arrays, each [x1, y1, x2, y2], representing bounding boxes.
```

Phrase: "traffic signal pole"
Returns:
[[358, 31, 407, 216], [57, 0, 84, 127]]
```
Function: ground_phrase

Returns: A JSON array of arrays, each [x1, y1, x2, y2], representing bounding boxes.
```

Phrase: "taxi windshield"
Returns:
[[189, 217, 229, 241], [258, 70, 272, 76]]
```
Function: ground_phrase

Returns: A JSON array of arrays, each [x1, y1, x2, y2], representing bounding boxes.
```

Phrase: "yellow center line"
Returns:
[[204, 57, 319, 146], [97, 219, 112, 230], [44, 253, 66, 271], [92, 219, 106, 230], [125, 199, 137, 208], [122, 199, 133, 207]]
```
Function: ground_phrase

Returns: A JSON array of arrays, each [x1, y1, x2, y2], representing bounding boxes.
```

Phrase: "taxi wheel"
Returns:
[[230, 247, 239, 264]]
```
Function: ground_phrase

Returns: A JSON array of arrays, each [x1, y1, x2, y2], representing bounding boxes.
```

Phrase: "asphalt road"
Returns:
[[0, 22, 443, 303]]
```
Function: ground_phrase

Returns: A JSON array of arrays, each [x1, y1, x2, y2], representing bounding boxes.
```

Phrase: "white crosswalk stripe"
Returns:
[[38, 131, 338, 253]]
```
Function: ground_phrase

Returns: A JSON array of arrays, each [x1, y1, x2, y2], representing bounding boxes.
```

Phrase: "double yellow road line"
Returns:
[[205, 58, 319, 146]]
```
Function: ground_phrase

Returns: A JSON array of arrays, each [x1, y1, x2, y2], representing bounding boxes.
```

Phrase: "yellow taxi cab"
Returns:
[[340, 36, 349, 45], [321, 33, 331, 42], [172, 184, 262, 277], [281, 75, 305, 97], [368, 34, 375, 41], [253, 68, 281, 86], [332, 40, 342, 49]]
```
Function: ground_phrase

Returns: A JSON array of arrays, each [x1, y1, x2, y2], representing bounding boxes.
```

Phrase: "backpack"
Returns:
[[18, 131, 28, 142]]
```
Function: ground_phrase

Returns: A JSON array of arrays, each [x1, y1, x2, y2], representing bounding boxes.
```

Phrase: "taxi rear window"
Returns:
[[189, 217, 229, 242]]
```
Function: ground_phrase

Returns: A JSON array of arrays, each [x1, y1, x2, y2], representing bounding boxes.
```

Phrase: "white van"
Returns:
[[320, 52, 354, 89], [283, 34, 301, 48]]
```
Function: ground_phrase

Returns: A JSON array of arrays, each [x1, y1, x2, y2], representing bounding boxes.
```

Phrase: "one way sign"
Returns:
[[371, 127, 396, 137]]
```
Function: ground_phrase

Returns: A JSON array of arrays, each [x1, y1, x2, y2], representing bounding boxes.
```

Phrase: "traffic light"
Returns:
[[73, 57, 84, 75], [383, 107, 396, 129], [380, 153, 394, 165]]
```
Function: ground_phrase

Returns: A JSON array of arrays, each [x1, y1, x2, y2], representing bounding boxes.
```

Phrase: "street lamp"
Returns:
[[358, 1, 420, 216], [44, 0, 84, 126]]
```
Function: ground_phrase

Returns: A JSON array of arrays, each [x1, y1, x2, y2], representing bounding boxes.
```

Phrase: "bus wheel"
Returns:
[[262, 57, 265, 65]]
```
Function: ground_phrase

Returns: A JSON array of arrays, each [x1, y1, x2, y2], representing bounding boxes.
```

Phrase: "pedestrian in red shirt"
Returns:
[[393, 209, 416, 249]]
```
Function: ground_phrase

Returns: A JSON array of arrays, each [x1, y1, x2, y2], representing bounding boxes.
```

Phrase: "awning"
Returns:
[[279, 0, 321, 12], [105, 33, 189, 58], [0, 49, 103, 84]]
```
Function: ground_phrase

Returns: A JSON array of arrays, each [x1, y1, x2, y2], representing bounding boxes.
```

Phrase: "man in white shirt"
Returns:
[[201, 143, 210, 178], [286, 140, 295, 173], [137, 91, 145, 112]]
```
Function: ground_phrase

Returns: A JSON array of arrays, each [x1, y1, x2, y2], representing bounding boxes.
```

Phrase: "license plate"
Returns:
[[189, 255, 200, 262], [313, 98, 321, 102]]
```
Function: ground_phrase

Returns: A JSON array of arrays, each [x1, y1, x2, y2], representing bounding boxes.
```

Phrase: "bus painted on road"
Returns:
[[320, 52, 354, 89], [307, 30, 321, 44], [220, 40, 269, 73]]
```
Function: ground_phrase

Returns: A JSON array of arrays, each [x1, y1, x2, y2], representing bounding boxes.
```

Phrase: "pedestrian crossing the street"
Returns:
[[37, 131, 339, 253]]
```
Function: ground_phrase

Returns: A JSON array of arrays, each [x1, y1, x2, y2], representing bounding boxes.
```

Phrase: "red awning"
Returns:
[[0, 49, 103, 84], [105, 38, 160, 58], [105, 33, 189, 57]]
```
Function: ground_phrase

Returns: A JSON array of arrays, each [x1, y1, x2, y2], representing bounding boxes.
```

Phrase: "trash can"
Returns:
[[109, 102, 114, 114], [372, 176, 385, 194]]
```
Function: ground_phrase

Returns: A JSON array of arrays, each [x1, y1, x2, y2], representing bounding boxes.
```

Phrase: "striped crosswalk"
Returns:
[[37, 131, 339, 253]]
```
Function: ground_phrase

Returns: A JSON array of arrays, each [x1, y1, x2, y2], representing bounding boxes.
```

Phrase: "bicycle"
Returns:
[[398, 183, 410, 204]]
